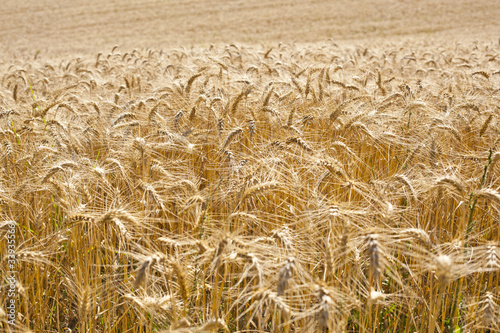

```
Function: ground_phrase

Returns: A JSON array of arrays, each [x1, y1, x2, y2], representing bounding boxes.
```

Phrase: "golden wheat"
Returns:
[[1, 39, 500, 332]]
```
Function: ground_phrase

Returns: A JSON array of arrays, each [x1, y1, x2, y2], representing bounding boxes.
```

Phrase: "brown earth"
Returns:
[[1, 0, 499, 59]]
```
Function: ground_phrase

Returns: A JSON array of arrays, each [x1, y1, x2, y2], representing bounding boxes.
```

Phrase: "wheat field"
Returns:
[[0, 37, 499, 332], [1, 1, 500, 331]]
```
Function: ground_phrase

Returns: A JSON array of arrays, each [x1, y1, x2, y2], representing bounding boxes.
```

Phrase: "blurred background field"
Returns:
[[1, 0, 499, 58]]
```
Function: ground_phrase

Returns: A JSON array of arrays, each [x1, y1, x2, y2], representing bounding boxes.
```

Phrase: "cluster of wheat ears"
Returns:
[[0, 40, 499, 332]]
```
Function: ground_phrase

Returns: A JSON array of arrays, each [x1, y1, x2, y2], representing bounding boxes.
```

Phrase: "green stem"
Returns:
[[94, 148, 101, 168], [26, 74, 38, 110], [466, 148, 493, 241], [11, 118, 22, 151]]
